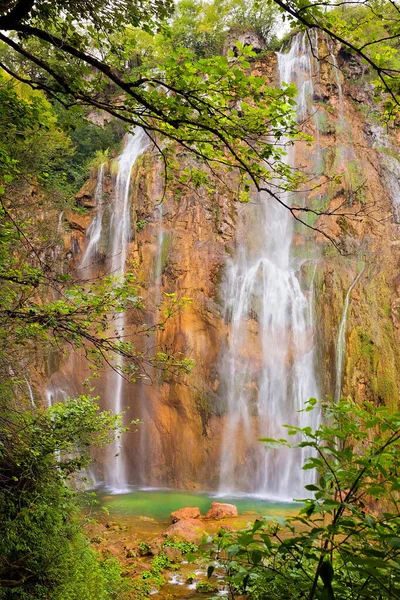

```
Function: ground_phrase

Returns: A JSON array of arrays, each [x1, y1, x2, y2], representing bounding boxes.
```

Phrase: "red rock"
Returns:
[[170, 506, 201, 523], [163, 546, 183, 562], [163, 518, 206, 545], [205, 502, 238, 520]]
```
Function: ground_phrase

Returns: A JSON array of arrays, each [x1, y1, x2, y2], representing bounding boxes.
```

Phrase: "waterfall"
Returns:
[[57, 210, 64, 234], [105, 128, 149, 492], [334, 267, 364, 402], [218, 33, 320, 500], [24, 377, 35, 409], [154, 203, 165, 307], [81, 163, 105, 269]]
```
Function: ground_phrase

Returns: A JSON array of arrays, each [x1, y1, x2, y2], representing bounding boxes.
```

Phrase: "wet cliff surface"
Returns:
[[58, 33, 400, 492]]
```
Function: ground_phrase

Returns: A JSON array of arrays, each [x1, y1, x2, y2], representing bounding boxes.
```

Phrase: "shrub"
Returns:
[[212, 398, 400, 600]]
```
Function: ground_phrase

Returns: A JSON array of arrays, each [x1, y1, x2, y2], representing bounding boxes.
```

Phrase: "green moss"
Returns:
[[194, 391, 213, 434], [315, 110, 336, 135], [346, 160, 366, 205], [344, 272, 400, 408], [163, 540, 199, 554], [160, 232, 173, 272], [196, 580, 218, 593]]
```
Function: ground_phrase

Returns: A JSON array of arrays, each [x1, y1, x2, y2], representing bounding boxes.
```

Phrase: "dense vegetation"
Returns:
[[0, 0, 400, 598], [213, 398, 400, 599]]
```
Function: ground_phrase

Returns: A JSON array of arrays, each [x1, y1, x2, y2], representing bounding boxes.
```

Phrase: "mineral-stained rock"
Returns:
[[148, 537, 164, 556], [205, 502, 238, 520], [163, 518, 206, 545], [163, 545, 183, 562], [170, 506, 201, 523]]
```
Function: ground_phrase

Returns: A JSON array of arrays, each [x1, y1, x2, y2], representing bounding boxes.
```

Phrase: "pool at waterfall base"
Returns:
[[89, 488, 300, 599]]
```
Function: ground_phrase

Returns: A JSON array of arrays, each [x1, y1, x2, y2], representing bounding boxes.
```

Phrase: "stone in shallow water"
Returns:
[[163, 518, 206, 545], [205, 502, 238, 520], [163, 545, 183, 562], [170, 506, 201, 523]]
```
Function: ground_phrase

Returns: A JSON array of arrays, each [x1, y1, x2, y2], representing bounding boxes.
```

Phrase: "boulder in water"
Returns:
[[163, 545, 183, 562], [163, 518, 206, 545], [205, 502, 238, 520], [170, 506, 201, 523]]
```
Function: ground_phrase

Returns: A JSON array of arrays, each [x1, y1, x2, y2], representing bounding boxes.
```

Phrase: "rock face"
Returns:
[[56, 32, 400, 492], [162, 518, 206, 545], [170, 507, 201, 523], [205, 503, 238, 520]]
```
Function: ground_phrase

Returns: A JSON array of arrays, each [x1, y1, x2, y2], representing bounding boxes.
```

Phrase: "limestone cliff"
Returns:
[[60, 34, 400, 490]]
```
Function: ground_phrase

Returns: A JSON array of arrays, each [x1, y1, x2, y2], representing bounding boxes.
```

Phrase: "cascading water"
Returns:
[[334, 267, 365, 402], [104, 128, 149, 492], [218, 33, 320, 500], [81, 163, 105, 269], [45, 128, 149, 492], [57, 210, 64, 234], [24, 377, 36, 409]]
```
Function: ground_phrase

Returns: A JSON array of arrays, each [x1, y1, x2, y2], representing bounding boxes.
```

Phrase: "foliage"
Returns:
[[52, 104, 125, 195], [0, 71, 73, 195], [136, 219, 148, 232], [0, 395, 134, 598], [196, 579, 218, 593], [273, 0, 400, 122], [163, 0, 279, 58], [139, 552, 173, 590], [163, 540, 199, 554], [0, 0, 311, 218], [211, 397, 400, 599]]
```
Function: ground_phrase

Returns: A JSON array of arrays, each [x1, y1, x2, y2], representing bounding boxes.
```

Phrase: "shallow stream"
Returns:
[[92, 489, 299, 599]]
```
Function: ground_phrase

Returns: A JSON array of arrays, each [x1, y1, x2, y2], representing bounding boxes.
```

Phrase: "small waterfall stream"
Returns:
[[334, 267, 364, 402], [24, 377, 36, 409], [218, 33, 320, 500], [81, 163, 105, 270]]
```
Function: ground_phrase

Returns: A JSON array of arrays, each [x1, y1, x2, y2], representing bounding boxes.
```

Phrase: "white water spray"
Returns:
[[24, 377, 35, 409], [105, 129, 150, 492], [81, 163, 105, 269], [218, 33, 320, 500]]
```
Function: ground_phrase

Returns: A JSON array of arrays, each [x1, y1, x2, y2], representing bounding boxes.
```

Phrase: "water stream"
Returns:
[[24, 377, 36, 409], [334, 267, 365, 402], [81, 162, 105, 270], [218, 33, 320, 500], [104, 129, 150, 492]]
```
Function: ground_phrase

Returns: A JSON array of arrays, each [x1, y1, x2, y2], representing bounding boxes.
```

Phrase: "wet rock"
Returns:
[[205, 502, 238, 520], [163, 545, 183, 562], [196, 580, 218, 593], [217, 525, 234, 536], [170, 506, 201, 523], [65, 209, 91, 233], [104, 521, 121, 531], [148, 537, 164, 556], [90, 535, 104, 544], [163, 518, 206, 545], [138, 541, 151, 556], [75, 178, 96, 208]]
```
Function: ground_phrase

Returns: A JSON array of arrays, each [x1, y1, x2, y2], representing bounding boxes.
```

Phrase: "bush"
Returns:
[[212, 398, 400, 600], [0, 397, 130, 599]]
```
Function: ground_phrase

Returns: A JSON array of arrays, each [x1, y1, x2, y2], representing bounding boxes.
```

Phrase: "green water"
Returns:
[[97, 488, 299, 521]]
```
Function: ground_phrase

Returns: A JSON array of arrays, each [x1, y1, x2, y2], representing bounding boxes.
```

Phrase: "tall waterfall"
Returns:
[[218, 33, 320, 500], [104, 129, 149, 492], [46, 129, 149, 492]]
